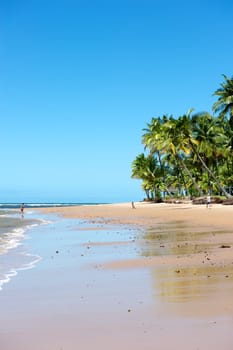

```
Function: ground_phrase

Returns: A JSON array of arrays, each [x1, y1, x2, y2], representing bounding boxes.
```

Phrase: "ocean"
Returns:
[[0, 203, 86, 290], [0, 202, 107, 291], [0, 202, 100, 209], [0, 207, 44, 290]]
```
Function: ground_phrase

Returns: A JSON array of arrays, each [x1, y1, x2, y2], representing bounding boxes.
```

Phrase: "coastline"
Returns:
[[36, 200, 233, 228], [36, 202, 233, 316], [0, 202, 233, 349], [0, 210, 43, 291], [37, 202, 233, 314]]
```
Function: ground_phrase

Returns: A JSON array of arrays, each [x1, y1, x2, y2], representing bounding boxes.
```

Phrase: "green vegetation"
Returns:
[[131, 74, 233, 200]]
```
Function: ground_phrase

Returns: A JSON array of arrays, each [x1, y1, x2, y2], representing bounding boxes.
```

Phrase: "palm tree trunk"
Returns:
[[190, 143, 232, 198], [164, 186, 173, 196], [179, 167, 189, 196], [176, 154, 202, 196]]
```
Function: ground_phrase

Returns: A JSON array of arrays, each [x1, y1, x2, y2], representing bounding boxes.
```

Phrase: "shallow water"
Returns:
[[0, 210, 43, 290], [1, 212, 232, 308], [0, 212, 233, 350]]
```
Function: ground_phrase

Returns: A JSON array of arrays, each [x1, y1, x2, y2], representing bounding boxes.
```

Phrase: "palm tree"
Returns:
[[191, 112, 227, 180], [142, 114, 202, 196], [160, 113, 203, 196], [142, 115, 169, 166], [182, 111, 232, 198], [131, 153, 160, 200], [213, 74, 233, 128], [132, 73, 233, 200]]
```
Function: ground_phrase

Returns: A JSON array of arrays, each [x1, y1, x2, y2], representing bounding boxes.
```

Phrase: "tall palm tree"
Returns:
[[131, 152, 173, 199], [181, 111, 231, 198], [142, 113, 202, 196], [191, 112, 227, 175], [131, 153, 160, 200], [142, 115, 169, 165], [160, 113, 203, 196], [133, 79, 233, 199], [213, 74, 233, 128]]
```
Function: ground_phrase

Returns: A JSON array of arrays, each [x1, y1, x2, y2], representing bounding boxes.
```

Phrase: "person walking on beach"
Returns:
[[20, 203, 25, 217], [206, 195, 211, 208]]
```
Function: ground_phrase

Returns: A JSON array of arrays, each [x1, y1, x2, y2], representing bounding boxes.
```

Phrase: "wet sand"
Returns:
[[0, 202, 233, 349]]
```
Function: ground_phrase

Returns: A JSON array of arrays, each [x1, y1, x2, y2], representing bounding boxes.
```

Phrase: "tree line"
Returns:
[[131, 74, 233, 200]]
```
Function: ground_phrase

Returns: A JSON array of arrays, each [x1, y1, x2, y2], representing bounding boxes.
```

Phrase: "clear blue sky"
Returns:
[[0, 0, 232, 203]]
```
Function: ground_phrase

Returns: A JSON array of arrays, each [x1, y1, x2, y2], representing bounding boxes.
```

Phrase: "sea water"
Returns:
[[0, 202, 107, 291], [0, 203, 138, 291], [0, 208, 43, 290]]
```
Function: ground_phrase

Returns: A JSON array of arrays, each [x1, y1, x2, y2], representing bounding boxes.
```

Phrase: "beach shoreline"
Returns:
[[35, 200, 233, 228], [36, 202, 233, 314], [36, 201, 233, 313], [1, 202, 233, 349]]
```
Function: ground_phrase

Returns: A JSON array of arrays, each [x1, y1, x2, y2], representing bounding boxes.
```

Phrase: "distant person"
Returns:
[[206, 195, 211, 208], [131, 201, 136, 209], [20, 203, 25, 217]]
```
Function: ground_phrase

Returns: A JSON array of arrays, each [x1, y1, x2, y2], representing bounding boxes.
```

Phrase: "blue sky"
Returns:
[[0, 0, 233, 203]]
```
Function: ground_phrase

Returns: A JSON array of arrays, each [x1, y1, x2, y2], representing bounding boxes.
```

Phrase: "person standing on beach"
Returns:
[[206, 195, 211, 208], [20, 203, 25, 217]]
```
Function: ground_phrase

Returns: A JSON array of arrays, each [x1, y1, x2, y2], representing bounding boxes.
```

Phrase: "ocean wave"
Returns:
[[0, 202, 102, 209], [0, 212, 49, 259], [0, 222, 39, 255], [0, 213, 46, 291], [0, 253, 42, 291], [0, 207, 55, 292], [0, 203, 83, 209], [0, 270, 17, 291]]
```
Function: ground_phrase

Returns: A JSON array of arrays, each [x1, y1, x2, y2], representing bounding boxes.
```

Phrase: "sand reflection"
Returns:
[[139, 222, 233, 316], [140, 222, 227, 257]]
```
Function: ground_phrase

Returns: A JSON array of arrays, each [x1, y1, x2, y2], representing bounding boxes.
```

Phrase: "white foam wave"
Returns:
[[0, 254, 42, 291], [0, 270, 17, 290], [2, 238, 22, 251], [0, 213, 49, 291], [0, 218, 49, 256]]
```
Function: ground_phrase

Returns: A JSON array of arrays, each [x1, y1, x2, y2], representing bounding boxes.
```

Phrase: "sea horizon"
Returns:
[[0, 202, 110, 209]]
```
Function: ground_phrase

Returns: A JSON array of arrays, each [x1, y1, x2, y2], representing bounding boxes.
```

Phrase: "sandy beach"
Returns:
[[1, 201, 233, 349], [39, 200, 233, 228], [39, 201, 233, 273]]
